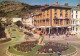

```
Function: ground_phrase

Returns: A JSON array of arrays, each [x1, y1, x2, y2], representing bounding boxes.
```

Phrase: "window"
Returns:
[[43, 15, 45, 18], [71, 20, 72, 24], [47, 10, 49, 13], [76, 11, 77, 14], [72, 10, 73, 13], [76, 15, 77, 18], [54, 13, 57, 19], [38, 20, 39, 23], [43, 20, 45, 24], [60, 20, 63, 25], [40, 20, 41, 23], [60, 9, 62, 12], [47, 20, 49, 25], [72, 15, 73, 18], [76, 28, 77, 31], [47, 14, 49, 18], [60, 13, 63, 17], [54, 20, 59, 24], [65, 14, 68, 18], [55, 9, 57, 12], [73, 27, 74, 30], [66, 10, 68, 13], [54, 20, 56, 24], [73, 21, 74, 24], [56, 20, 59, 24], [55, 13, 57, 16], [67, 20, 69, 24], [65, 20, 68, 24]]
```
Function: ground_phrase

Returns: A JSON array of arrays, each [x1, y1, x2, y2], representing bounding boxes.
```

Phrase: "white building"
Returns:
[[12, 18, 22, 22], [22, 13, 34, 27], [71, 4, 80, 34], [26, 17, 33, 27]]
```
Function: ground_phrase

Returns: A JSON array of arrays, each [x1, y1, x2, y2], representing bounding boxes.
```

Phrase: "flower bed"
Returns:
[[14, 41, 38, 52], [37, 42, 68, 54]]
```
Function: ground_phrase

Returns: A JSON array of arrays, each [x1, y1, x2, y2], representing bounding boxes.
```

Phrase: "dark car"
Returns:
[[12, 28, 16, 31]]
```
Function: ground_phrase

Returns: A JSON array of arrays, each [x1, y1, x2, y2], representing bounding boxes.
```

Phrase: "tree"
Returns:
[[0, 23, 6, 39], [15, 20, 23, 27]]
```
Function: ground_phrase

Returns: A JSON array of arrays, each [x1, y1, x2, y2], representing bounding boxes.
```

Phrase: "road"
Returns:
[[0, 28, 25, 56]]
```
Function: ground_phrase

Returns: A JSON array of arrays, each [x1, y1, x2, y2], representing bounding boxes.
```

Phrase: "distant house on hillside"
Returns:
[[0, 17, 7, 23]]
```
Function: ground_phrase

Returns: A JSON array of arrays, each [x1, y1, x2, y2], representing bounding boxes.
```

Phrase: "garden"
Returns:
[[8, 41, 76, 56], [37, 42, 68, 54]]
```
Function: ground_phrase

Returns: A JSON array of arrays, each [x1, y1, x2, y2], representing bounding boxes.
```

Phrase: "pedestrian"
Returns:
[[9, 46, 10, 49], [49, 33, 50, 38], [57, 50, 61, 56]]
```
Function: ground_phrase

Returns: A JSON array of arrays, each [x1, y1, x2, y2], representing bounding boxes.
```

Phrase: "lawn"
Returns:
[[8, 44, 76, 56]]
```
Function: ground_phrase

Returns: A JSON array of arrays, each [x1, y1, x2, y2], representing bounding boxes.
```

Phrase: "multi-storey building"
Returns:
[[71, 4, 80, 34], [34, 2, 71, 35], [22, 13, 34, 28]]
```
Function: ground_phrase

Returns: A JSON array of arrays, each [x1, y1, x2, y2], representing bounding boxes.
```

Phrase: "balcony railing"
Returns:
[[54, 17, 57, 19]]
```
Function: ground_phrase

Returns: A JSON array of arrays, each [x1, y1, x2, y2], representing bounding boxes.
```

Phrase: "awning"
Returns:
[[68, 26, 71, 28]]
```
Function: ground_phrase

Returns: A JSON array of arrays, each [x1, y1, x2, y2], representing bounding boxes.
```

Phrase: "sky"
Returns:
[[0, 0, 80, 6]]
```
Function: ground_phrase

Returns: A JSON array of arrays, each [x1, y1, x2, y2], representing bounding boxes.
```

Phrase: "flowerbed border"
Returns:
[[0, 38, 11, 43]]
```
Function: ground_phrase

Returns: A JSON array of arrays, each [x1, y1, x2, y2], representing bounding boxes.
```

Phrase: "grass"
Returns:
[[62, 45, 76, 55], [8, 44, 76, 56]]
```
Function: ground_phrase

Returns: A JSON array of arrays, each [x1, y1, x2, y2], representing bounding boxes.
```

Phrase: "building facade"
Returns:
[[34, 2, 71, 35], [22, 13, 34, 28], [71, 4, 80, 34]]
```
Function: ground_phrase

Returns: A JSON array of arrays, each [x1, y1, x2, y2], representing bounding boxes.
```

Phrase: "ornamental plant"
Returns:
[[14, 41, 38, 52], [37, 42, 68, 53]]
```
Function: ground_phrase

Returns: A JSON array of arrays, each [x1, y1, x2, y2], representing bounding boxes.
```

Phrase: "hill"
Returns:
[[0, 1, 42, 18]]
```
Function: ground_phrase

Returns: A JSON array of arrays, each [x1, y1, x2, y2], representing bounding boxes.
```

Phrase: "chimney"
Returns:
[[77, 3, 80, 8], [45, 3, 49, 8], [55, 1, 58, 5], [64, 3, 68, 6]]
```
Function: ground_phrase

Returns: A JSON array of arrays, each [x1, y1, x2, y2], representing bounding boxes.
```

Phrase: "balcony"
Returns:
[[46, 18, 49, 21], [54, 16, 57, 19], [65, 17, 68, 19]]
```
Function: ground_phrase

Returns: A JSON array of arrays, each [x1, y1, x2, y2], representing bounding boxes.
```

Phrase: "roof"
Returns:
[[51, 4, 71, 9], [42, 4, 71, 10], [70, 6, 80, 10]]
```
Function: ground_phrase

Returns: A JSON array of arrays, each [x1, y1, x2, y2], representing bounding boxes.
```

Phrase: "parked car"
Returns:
[[19, 29, 23, 32], [12, 28, 16, 31], [10, 34, 16, 38]]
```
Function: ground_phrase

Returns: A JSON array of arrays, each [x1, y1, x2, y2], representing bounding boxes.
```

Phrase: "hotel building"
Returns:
[[34, 2, 71, 35]]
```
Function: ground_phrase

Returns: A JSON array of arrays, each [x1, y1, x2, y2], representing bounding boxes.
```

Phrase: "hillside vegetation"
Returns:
[[0, 1, 42, 17]]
